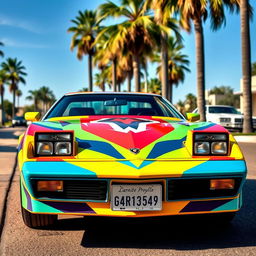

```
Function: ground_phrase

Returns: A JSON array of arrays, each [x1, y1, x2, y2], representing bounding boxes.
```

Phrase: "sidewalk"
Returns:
[[234, 135, 256, 143], [0, 128, 22, 234]]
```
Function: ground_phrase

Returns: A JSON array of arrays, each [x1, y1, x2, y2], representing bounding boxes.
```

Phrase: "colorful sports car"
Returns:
[[18, 92, 247, 228]]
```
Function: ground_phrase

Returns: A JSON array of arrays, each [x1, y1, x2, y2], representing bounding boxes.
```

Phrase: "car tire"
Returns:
[[21, 206, 57, 228]]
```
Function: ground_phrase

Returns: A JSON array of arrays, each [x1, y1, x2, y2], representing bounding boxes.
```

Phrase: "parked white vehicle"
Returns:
[[193, 105, 256, 131]]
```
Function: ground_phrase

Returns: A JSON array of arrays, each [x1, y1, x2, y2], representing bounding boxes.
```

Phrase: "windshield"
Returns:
[[45, 94, 184, 119], [208, 106, 240, 114]]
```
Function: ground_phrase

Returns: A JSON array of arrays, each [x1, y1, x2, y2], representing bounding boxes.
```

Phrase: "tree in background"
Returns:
[[38, 86, 56, 113], [1, 58, 27, 119], [142, 78, 161, 94], [3, 100, 12, 118], [144, 0, 181, 99], [240, 0, 253, 133], [252, 62, 256, 76], [16, 89, 22, 108], [0, 70, 7, 125], [68, 10, 101, 91], [26, 89, 42, 112], [98, 0, 163, 92], [209, 85, 240, 108], [176, 99, 185, 115], [184, 93, 197, 112], [26, 86, 55, 114], [154, 37, 190, 102], [0, 42, 4, 58], [172, 0, 240, 121]]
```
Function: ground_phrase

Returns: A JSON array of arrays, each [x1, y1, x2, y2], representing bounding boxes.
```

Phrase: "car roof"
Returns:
[[64, 91, 161, 97]]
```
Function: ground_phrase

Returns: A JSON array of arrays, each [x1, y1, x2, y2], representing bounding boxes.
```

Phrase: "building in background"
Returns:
[[235, 76, 256, 115]]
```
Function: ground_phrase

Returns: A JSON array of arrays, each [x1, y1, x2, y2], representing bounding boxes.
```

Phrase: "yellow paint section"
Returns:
[[68, 159, 207, 178], [47, 116, 89, 121]]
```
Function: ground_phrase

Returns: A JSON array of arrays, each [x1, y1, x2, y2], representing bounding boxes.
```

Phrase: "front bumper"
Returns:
[[20, 160, 247, 217]]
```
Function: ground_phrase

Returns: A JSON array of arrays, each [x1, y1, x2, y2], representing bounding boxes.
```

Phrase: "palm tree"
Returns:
[[184, 93, 197, 112], [0, 42, 4, 58], [144, 0, 181, 99], [68, 10, 101, 91], [78, 87, 89, 92], [26, 89, 41, 112], [241, 0, 253, 133], [98, 0, 164, 92], [252, 62, 256, 76], [1, 58, 26, 119], [142, 78, 161, 94], [154, 37, 190, 102], [149, 0, 240, 120], [16, 89, 22, 109], [176, 99, 185, 115], [93, 30, 118, 91], [94, 69, 110, 92], [38, 86, 55, 113], [0, 70, 7, 125]]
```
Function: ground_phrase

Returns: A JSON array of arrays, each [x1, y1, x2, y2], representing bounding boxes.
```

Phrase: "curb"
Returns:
[[0, 153, 18, 242]]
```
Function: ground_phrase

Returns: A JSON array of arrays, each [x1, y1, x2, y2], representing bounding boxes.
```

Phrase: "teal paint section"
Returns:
[[22, 161, 97, 195], [31, 199, 63, 213], [183, 160, 247, 176], [213, 197, 240, 211]]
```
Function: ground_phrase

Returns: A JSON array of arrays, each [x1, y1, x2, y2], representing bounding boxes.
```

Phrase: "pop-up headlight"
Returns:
[[36, 132, 73, 156], [194, 133, 228, 156]]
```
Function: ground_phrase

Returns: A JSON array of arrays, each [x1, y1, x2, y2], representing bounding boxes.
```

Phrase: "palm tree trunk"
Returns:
[[168, 82, 173, 103], [194, 18, 206, 122], [102, 82, 105, 92], [12, 81, 16, 119], [161, 32, 169, 99], [133, 55, 140, 92], [88, 53, 93, 92], [112, 59, 117, 92], [117, 83, 121, 92], [241, 0, 253, 133], [127, 71, 132, 92], [1, 90, 4, 125]]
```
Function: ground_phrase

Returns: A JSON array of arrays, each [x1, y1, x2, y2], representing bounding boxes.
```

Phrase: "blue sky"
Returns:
[[0, 0, 256, 106]]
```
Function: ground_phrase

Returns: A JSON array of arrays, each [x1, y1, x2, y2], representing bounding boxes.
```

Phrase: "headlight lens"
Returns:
[[36, 132, 73, 156], [194, 142, 210, 155], [37, 142, 53, 155], [194, 133, 228, 156], [211, 142, 227, 155], [55, 142, 72, 155]]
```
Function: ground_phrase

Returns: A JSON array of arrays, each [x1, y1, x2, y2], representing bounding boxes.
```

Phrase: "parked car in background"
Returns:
[[193, 105, 256, 132], [12, 116, 27, 127]]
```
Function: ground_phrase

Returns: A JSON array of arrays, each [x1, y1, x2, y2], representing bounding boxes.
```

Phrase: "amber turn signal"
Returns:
[[210, 179, 235, 190], [37, 180, 63, 192]]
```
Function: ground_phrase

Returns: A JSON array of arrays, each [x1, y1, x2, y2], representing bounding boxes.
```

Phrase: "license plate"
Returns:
[[111, 184, 162, 211]]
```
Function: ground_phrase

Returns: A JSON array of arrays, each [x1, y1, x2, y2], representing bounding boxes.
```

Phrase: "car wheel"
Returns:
[[21, 206, 57, 228]]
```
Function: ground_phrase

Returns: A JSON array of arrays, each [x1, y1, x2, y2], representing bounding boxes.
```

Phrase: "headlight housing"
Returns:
[[193, 133, 228, 156], [35, 132, 73, 156]]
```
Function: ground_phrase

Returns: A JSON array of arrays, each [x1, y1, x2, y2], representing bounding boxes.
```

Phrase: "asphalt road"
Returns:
[[0, 128, 256, 256]]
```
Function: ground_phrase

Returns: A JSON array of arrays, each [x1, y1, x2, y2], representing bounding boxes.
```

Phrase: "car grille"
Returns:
[[167, 178, 242, 200], [235, 118, 243, 123], [219, 118, 231, 122], [33, 179, 108, 201]]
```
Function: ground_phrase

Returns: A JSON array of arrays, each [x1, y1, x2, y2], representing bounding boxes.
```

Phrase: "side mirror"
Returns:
[[24, 112, 41, 122], [186, 113, 200, 122]]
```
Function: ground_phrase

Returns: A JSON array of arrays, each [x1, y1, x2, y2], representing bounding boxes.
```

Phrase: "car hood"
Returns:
[[25, 116, 228, 160]]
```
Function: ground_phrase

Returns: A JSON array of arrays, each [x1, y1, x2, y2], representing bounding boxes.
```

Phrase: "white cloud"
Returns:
[[0, 38, 48, 49], [0, 16, 41, 34]]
